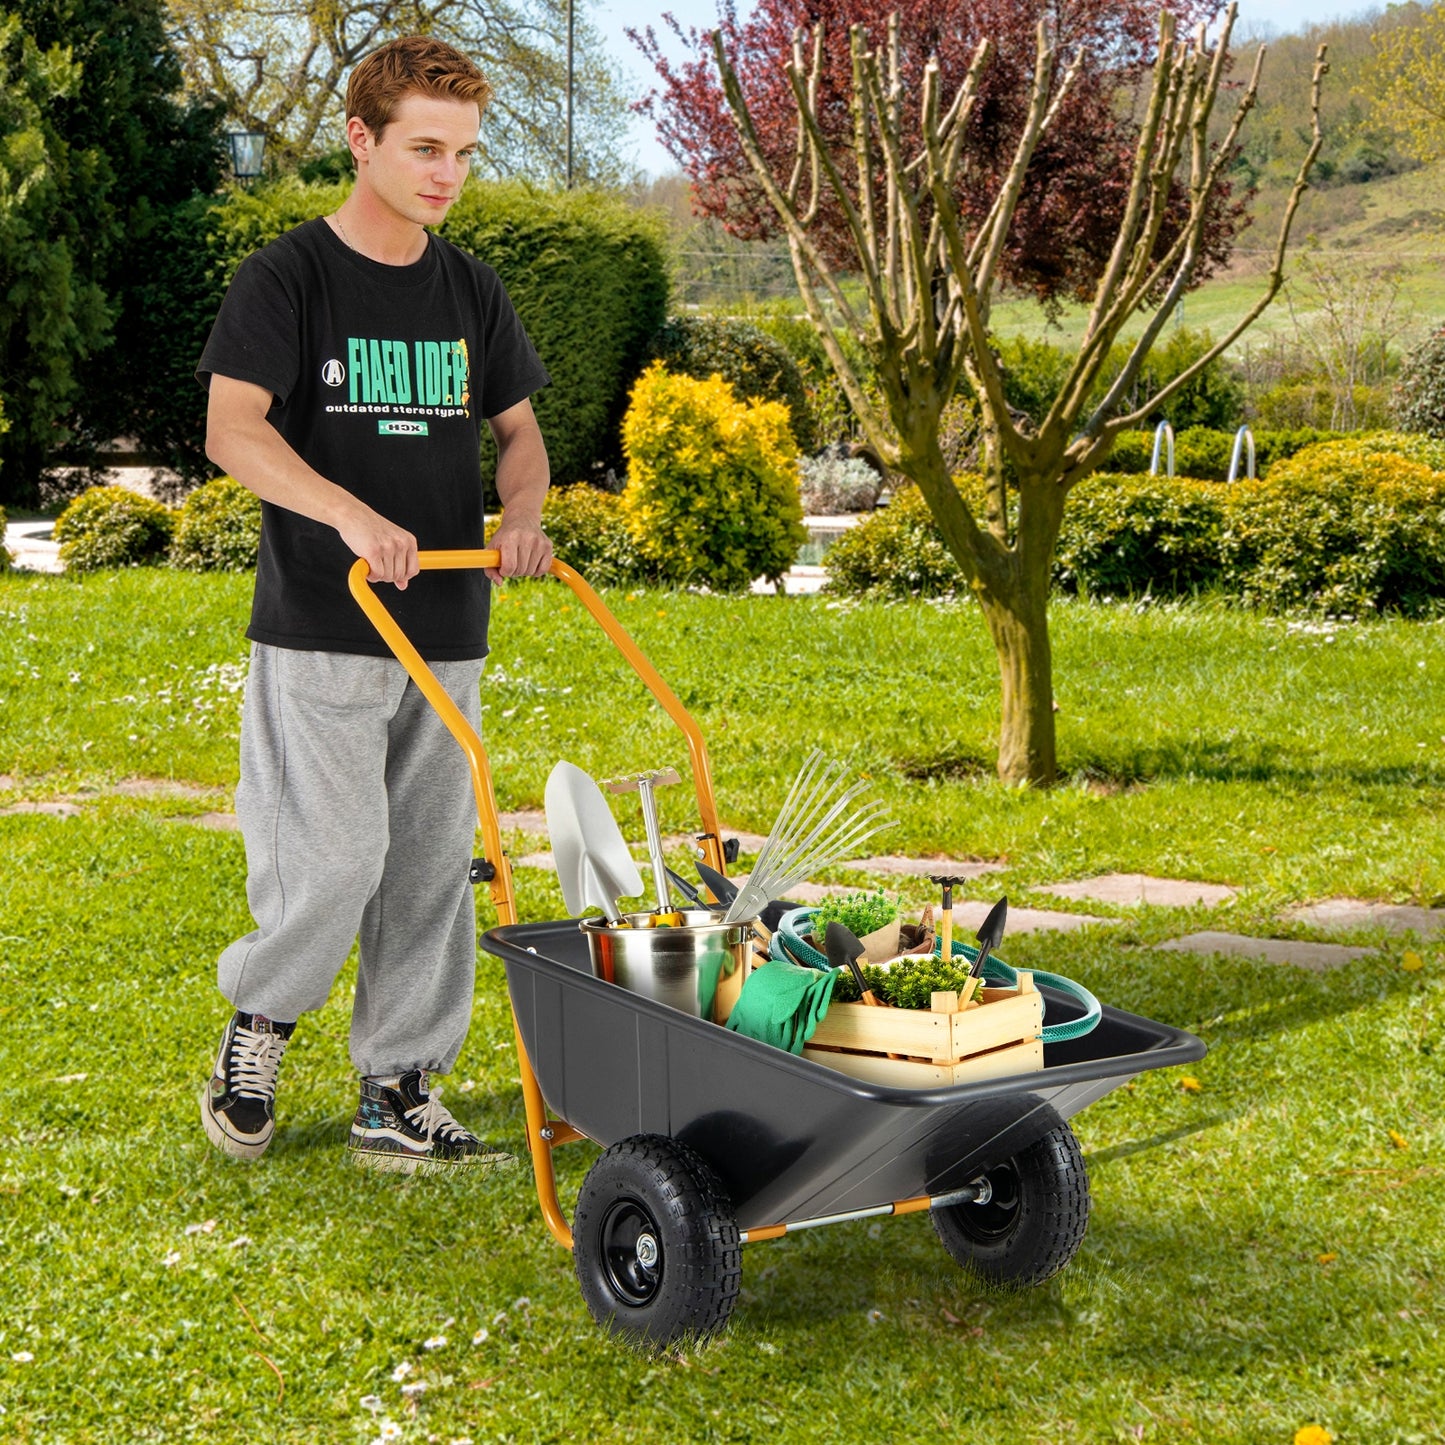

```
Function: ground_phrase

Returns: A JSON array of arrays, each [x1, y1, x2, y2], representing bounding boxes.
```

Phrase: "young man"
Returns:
[[197, 36, 551, 1173]]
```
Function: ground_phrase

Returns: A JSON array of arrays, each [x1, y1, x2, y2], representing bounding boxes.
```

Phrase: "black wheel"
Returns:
[[573, 1134, 741, 1348], [933, 1122, 1090, 1287]]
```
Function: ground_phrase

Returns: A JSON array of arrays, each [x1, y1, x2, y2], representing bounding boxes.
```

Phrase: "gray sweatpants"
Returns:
[[217, 643, 485, 1076]]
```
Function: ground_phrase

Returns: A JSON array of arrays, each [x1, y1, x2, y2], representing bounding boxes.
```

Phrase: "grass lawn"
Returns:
[[2, 569, 1442, 1443]]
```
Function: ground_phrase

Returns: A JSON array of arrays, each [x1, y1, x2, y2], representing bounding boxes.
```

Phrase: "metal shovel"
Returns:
[[544, 761, 644, 924]]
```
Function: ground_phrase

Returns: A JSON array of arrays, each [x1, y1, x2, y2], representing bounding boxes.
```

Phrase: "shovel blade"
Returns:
[[544, 760, 643, 918]]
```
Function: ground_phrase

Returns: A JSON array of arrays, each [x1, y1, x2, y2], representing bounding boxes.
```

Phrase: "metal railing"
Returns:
[[1228, 425, 1256, 482], [1149, 421, 1175, 478]]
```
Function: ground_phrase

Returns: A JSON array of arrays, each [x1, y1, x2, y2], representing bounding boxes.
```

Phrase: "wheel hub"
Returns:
[[598, 1196, 664, 1306], [961, 1160, 1023, 1240]]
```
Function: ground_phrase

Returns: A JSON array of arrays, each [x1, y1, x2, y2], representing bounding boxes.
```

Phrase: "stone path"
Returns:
[[7, 779, 1442, 963]]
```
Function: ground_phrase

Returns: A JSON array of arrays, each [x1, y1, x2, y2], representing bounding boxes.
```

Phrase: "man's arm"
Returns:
[[486, 396, 552, 583], [205, 374, 420, 590]]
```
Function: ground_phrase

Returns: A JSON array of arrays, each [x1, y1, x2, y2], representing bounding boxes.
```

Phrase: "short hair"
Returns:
[[346, 36, 493, 140]]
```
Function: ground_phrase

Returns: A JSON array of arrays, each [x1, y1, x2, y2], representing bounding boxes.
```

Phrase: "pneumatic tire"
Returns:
[[933, 1122, 1090, 1287], [573, 1134, 741, 1349]]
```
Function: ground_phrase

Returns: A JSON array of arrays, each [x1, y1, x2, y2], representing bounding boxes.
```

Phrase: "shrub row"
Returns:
[[825, 434, 1445, 615], [53, 479, 260, 572], [54, 365, 808, 594]]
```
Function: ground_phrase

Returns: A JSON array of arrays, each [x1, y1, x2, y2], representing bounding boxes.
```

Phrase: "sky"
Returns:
[[589, 0, 1390, 178]]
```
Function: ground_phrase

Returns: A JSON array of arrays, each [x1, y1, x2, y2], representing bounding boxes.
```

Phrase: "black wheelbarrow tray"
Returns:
[[350, 550, 1206, 1349]]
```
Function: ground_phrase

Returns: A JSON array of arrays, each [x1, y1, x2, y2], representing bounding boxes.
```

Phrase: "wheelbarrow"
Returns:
[[350, 551, 1206, 1349]]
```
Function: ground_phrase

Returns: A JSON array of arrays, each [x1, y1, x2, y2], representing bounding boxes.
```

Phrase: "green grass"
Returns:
[[2, 570, 1443, 1442]]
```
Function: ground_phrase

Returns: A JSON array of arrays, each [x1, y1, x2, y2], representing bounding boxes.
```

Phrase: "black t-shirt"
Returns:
[[197, 217, 549, 659]]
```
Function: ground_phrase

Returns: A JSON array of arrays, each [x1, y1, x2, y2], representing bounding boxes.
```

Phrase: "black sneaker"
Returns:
[[201, 1011, 295, 1160], [347, 1070, 513, 1174]]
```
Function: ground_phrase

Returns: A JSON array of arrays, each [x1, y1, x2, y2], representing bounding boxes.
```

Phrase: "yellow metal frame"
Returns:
[[348, 550, 728, 1249]]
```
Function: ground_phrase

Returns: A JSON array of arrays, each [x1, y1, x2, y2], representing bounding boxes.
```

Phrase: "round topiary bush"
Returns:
[[53, 486, 175, 571], [0, 504, 10, 573], [621, 363, 806, 591], [169, 476, 262, 571], [1394, 327, 1445, 437], [651, 315, 816, 454]]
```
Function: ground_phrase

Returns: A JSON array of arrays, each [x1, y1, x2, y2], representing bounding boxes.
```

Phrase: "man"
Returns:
[[197, 36, 551, 1173]]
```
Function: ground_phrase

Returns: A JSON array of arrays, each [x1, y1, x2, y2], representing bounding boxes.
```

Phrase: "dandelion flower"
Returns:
[[1402, 950, 1424, 972], [1293, 1428, 1332, 1445], [1180, 1076, 1202, 1093], [1389, 1129, 1409, 1150]]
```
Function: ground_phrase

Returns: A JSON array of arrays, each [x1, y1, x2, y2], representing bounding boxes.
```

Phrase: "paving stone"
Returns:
[[1282, 898, 1445, 937], [0, 801, 82, 818], [1040, 873, 1237, 907], [1156, 930, 1375, 972], [512, 851, 556, 871]]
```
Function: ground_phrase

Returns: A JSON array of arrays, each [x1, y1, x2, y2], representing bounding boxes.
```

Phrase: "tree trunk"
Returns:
[[976, 576, 1057, 786]]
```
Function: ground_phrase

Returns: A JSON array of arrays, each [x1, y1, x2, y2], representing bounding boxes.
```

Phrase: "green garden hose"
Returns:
[[770, 906, 1102, 1043]]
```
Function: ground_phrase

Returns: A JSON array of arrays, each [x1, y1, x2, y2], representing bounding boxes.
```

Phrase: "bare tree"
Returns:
[[167, 0, 634, 182], [1285, 248, 1407, 430], [714, 5, 1327, 784]]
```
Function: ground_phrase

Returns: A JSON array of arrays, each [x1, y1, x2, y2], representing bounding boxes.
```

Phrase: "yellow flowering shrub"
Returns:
[[621, 363, 807, 592]]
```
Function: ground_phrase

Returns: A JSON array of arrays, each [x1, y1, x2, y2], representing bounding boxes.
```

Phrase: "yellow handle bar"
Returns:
[[346, 549, 726, 926]]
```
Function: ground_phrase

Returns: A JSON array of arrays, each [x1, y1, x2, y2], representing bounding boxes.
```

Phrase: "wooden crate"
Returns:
[[802, 973, 1045, 1087]]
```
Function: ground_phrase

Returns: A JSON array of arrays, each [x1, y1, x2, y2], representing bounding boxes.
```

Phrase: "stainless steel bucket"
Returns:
[[580, 911, 749, 1019]]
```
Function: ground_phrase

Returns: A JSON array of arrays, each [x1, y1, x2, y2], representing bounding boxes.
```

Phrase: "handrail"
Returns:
[[1150, 420, 1176, 478], [1228, 425, 1256, 482]]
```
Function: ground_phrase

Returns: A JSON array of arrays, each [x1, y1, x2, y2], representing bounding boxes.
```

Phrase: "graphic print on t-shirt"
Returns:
[[324, 335, 472, 416]]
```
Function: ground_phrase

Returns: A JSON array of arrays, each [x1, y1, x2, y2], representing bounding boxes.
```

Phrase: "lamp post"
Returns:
[[226, 129, 267, 186]]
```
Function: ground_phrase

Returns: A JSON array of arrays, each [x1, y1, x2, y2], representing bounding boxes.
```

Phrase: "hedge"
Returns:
[[825, 434, 1445, 614], [169, 475, 262, 571], [90, 178, 668, 497]]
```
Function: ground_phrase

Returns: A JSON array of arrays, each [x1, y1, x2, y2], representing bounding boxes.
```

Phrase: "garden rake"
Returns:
[[722, 750, 895, 923]]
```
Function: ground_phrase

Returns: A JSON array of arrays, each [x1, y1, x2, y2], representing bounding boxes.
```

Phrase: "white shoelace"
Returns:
[[404, 1087, 474, 1145], [228, 1024, 288, 1100]]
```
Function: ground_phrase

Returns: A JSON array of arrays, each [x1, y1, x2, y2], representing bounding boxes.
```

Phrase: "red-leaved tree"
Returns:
[[634, 0, 1239, 305], [636, 6, 1325, 785]]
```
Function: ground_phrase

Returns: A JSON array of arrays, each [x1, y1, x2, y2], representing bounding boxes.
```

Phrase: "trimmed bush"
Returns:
[[651, 315, 815, 454], [488, 483, 649, 588], [621, 364, 806, 591], [1056, 474, 1225, 597], [798, 451, 881, 515], [169, 476, 262, 571], [827, 437, 1445, 613], [1224, 440, 1445, 614], [1394, 327, 1445, 437], [53, 486, 174, 571], [822, 484, 967, 599], [0, 502, 9, 572]]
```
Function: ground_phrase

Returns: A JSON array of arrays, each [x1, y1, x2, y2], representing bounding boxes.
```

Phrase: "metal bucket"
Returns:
[[580, 911, 749, 1019]]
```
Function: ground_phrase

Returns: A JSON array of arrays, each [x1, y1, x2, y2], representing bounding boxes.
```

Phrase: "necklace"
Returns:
[[334, 212, 356, 252]]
